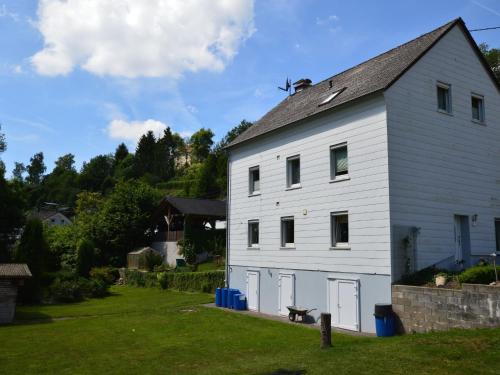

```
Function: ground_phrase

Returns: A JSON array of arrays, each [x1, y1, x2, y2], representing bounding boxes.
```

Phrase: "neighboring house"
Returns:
[[0, 263, 32, 324], [225, 18, 500, 333], [31, 208, 72, 226], [151, 196, 226, 266]]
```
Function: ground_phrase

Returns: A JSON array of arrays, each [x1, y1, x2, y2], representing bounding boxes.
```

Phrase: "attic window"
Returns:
[[319, 87, 345, 106]]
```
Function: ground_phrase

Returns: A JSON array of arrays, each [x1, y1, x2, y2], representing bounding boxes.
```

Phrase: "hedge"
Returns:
[[124, 269, 224, 293], [458, 264, 500, 285], [157, 271, 224, 293]]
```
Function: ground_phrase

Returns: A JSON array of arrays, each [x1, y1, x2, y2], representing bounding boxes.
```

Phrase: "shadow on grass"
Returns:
[[11, 311, 54, 325], [263, 370, 306, 375]]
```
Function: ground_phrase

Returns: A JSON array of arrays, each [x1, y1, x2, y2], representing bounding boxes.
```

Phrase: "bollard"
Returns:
[[320, 313, 332, 348]]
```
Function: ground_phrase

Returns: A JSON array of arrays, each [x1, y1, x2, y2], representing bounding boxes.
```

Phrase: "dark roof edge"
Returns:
[[226, 90, 384, 151]]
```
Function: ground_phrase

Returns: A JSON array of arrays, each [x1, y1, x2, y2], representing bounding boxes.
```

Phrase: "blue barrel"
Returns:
[[215, 288, 222, 307], [227, 288, 240, 309], [374, 303, 395, 337], [375, 316, 395, 337], [233, 293, 247, 310], [221, 288, 228, 308]]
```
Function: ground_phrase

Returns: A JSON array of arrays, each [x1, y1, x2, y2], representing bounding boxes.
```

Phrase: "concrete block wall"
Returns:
[[392, 284, 500, 333]]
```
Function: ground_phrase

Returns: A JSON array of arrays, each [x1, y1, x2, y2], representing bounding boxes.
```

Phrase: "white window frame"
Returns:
[[286, 155, 301, 189], [331, 211, 349, 249], [248, 220, 259, 248], [330, 143, 349, 181], [471, 93, 485, 124], [249, 166, 260, 195], [280, 216, 295, 248], [436, 81, 452, 114]]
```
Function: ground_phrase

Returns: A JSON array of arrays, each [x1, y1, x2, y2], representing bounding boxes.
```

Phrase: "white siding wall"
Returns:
[[228, 96, 391, 275], [385, 25, 500, 270]]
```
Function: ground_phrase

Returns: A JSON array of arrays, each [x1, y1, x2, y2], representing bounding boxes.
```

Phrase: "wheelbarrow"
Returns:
[[287, 306, 317, 322]]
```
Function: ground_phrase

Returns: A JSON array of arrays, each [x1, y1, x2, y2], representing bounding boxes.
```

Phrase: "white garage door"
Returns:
[[278, 273, 294, 315], [246, 271, 260, 311], [328, 278, 359, 331]]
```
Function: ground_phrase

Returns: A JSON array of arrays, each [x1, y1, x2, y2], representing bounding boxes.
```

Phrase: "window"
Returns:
[[281, 217, 295, 248], [495, 219, 500, 252], [330, 143, 348, 179], [471, 94, 485, 123], [286, 156, 300, 188], [319, 87, 345, 106], [437, 82, 451, 113], [331, 212, 349, 247], [248, 220, 259, 248], [249, 166, 260, 194]]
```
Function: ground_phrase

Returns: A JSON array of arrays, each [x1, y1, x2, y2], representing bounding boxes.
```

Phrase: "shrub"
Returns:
[[48, 271, 110, 302], [178, 239, 196, 265], [145, 251, 163, 272], [90, 267, 119, 285], [76, 239, 95, 277], [458, 264, 500, 284]]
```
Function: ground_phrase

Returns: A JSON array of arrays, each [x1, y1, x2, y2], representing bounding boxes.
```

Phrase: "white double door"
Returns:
[[278, 273, 295, 315], [328, 278, 360, 331]]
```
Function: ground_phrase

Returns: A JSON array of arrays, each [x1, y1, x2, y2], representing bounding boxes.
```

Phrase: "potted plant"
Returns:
[[434, 272, 447, 287]]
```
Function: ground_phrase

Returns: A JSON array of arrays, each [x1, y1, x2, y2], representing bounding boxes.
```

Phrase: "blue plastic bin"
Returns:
[[227, 289, 240, 309], [215, 288, 222, 307], [233, 293, 247, 310], [375, 315, 395, 337], [374, 303, 395, 337], [221, 288, 228, 308]]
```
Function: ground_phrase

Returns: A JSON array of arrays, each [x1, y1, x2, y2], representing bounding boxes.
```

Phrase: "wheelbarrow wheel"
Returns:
[[288, 312, 296, 322]]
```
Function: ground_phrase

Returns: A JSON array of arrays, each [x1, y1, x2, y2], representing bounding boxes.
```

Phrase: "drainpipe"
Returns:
[[225, 151, 231, 288]]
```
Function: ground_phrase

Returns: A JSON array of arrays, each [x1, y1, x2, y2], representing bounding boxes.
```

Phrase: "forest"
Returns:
[[0, 119, 252, 302]]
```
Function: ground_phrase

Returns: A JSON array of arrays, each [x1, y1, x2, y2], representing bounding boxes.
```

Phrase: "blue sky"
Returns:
[[1, 0, 499, 175]]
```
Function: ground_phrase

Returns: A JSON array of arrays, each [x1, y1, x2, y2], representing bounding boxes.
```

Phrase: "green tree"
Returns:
[[39, 154, 79, 207], [479, 43, 500, 82], [12, 162, 26, 182], [26, 152, 46, 185], [79, 154, 114, 193], [134, 131, 157, 178], [155, 127, 179, 180], [14, 218, 48, 302], [54, 153, 76, 172], [114, 143, 129, 164], [95, 180, 161, 265], [0, 124, 5, 154], [189, 128, 214, 162]]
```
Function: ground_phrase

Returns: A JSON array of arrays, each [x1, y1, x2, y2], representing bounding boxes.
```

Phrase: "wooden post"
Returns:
[[320, 313, 332, 348]]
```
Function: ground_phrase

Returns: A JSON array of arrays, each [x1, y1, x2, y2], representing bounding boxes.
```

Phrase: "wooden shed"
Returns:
[[0, 263, 32, 324]]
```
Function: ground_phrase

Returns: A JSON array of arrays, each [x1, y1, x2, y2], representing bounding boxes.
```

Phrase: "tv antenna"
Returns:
[[278, 77, 292, 95]]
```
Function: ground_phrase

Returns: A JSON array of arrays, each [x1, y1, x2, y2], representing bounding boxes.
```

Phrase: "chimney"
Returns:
[[293, 78, 312, 93]]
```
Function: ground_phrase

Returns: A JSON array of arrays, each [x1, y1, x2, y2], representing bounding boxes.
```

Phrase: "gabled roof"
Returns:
[[161, 196, 226, 218], [227, 18, 499, 149], [0, 264, 32, 279]]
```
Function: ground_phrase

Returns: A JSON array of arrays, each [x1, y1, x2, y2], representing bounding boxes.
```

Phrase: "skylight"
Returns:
[[319, 87, 345, 106]]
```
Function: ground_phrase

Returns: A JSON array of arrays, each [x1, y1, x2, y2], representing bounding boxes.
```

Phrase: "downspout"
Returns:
[[225, 151, 231, 288]]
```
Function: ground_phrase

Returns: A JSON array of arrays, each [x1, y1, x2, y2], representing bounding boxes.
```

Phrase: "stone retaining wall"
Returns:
[[392, 284, 500, 333]]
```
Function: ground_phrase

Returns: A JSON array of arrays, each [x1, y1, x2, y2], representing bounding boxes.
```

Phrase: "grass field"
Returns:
[[1, 286, 499, 375]]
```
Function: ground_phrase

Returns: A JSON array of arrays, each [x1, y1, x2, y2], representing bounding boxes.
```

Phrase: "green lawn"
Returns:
[[1, 286, 499, 375]]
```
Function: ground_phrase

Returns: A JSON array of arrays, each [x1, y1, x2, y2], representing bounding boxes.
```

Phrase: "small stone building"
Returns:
[[0, 263, 32, 324]]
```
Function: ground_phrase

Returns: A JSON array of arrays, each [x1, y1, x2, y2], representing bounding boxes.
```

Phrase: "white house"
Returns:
[[225, 18, 500, 333]]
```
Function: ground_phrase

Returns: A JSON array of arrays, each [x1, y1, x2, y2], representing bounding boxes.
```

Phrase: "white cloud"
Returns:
[[316, 14, 339, 26], [107, 119, 168, 143], [0, 4, 20, 22], [186, 105, 198, 114], [31, 0, 255, 78], [12, 65, 23, 74]]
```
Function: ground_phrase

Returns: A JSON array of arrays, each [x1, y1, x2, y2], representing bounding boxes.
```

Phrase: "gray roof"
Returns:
[[162, 196, 226, 218], [228, 18, 499, 148], [0, 264, 32, 278]]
